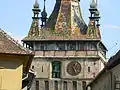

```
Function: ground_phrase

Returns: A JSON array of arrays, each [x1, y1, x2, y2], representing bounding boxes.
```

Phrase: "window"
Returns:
[[52, 61, 61, 78], [40, 43, 46, 50], [54, 81, 58, 90], [35, 43, 41, 51], [79, 43, 85, 50], [63, 81, 67, 90], [99, 43, 106, 56], [73, 81, 77, 90], [88, 67, 90, 72], [87, 43, 97, 50], [115, 81, 120, 90], [56, 42, 65, 50], [36, 80, 39, 90], [34, 42, 47, 51], [45, 81, 49, 90], [42, 66, 43, 72], [67, 42, 76, 50], [82, 81, 86, 90], [46, 42, 57, 50]]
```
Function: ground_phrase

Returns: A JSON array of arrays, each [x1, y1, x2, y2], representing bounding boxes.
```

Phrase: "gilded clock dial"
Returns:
[[67, 61, 81, 76]]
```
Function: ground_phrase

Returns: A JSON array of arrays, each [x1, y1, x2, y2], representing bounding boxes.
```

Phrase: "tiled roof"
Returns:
[[23, 0, 101, 41], [106, 50, 120, 69], [0, 29, 34, 55]]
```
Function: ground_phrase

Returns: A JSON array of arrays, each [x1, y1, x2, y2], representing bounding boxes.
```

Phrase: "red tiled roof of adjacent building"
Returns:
[[0, 29, 34, 55]]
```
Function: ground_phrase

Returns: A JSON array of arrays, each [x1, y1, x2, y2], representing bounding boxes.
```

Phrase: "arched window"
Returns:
[[52, 61, 61, 78]]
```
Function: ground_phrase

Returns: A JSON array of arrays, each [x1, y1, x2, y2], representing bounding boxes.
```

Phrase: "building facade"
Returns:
[[23, 0, 107, 90], [87, 50, 120, 90], [0, 29, 34, 90]]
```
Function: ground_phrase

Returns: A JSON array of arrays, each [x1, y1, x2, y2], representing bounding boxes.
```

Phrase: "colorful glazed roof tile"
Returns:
[[0, 29, 34, 55], [23, 0, 101, 41]]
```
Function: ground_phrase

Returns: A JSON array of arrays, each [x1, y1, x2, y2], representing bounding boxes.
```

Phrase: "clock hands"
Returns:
[[67, 61, 81, 76], [73, 63, 78, 73]]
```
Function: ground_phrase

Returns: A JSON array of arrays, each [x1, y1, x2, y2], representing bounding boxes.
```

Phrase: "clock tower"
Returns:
[[22, 0, 107, 90]]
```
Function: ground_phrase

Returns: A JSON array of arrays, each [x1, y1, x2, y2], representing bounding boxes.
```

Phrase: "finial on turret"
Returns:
[[34, 0, 39, 8], [89, 0, 100, 19], [90, 0, 97, 9], [89, 0, 100, 26], [32, 0, 40, 19], [41, 0, 48, 28]]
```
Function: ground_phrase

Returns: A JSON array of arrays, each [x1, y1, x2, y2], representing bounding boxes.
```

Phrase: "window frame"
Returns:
[[36, 80, 39, 90], [54, 81, 58, 90], [115, 81, 120, 90], [63, 81, 68, 90], [45, 81, 49, 90], [52, 61, 61, 78], [67, 42, 76, 51], [73, 81, 77, 90]]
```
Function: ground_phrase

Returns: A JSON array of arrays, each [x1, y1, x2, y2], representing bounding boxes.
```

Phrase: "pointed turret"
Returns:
[[41, 0, 48, 28], [23, 0, 103, 41], [27, 0, 40, 37], [39, 0, 88, 40], [87, 0, 101, 39]]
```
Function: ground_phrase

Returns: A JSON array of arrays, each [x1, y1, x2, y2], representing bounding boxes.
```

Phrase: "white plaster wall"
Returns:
[[62, 58, 101, 79], [31, 58, 51, 78]]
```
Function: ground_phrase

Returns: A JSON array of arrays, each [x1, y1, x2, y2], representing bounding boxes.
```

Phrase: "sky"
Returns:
[[0, 0, 120, 58]]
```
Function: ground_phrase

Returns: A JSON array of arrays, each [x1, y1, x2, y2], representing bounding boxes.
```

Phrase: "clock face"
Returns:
[[67, 61, 81, 76]]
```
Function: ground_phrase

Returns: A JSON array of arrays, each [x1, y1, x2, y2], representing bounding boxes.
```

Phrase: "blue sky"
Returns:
[[0, 0, 120, 58]]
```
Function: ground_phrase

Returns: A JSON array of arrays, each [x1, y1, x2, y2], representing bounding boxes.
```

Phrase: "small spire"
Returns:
[[89, 0, 98, 19], [32, 0, 40, 19], [89, 0, 100, 26], [34, 0, 39, 8], [96, 0, 98, 6], [90, 0, 97, 9], [41, 0, 47, 28]]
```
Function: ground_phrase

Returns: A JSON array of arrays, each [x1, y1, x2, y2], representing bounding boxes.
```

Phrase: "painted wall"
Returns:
[[32, 58, 102, 79], [0, 60, 23, 90]]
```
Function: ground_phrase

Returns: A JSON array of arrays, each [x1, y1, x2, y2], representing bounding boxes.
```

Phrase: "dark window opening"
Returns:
[[82, 81, 86, 90], [45, 81, 49, 90], [88, 67, 90, 72], [54, 81, 58, 90], [41, 43, 46, 50], [87, 43, 97, 50], [94, 60, 96, 65], [46, 42, 56, 50], [42, 66, 43, 72], [63, 81, 67, 90], [56, 43, 65, 50], [36, 80, 39, 90], [67, 42, 76, 50], [79, 43, 85, 51], [34, 43, 41, 51], [73, 81, 77, 90], [52, 61, 61, 78]]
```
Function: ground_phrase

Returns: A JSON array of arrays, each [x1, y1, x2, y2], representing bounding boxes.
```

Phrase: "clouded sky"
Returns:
[[0, 0, 120, 58]]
